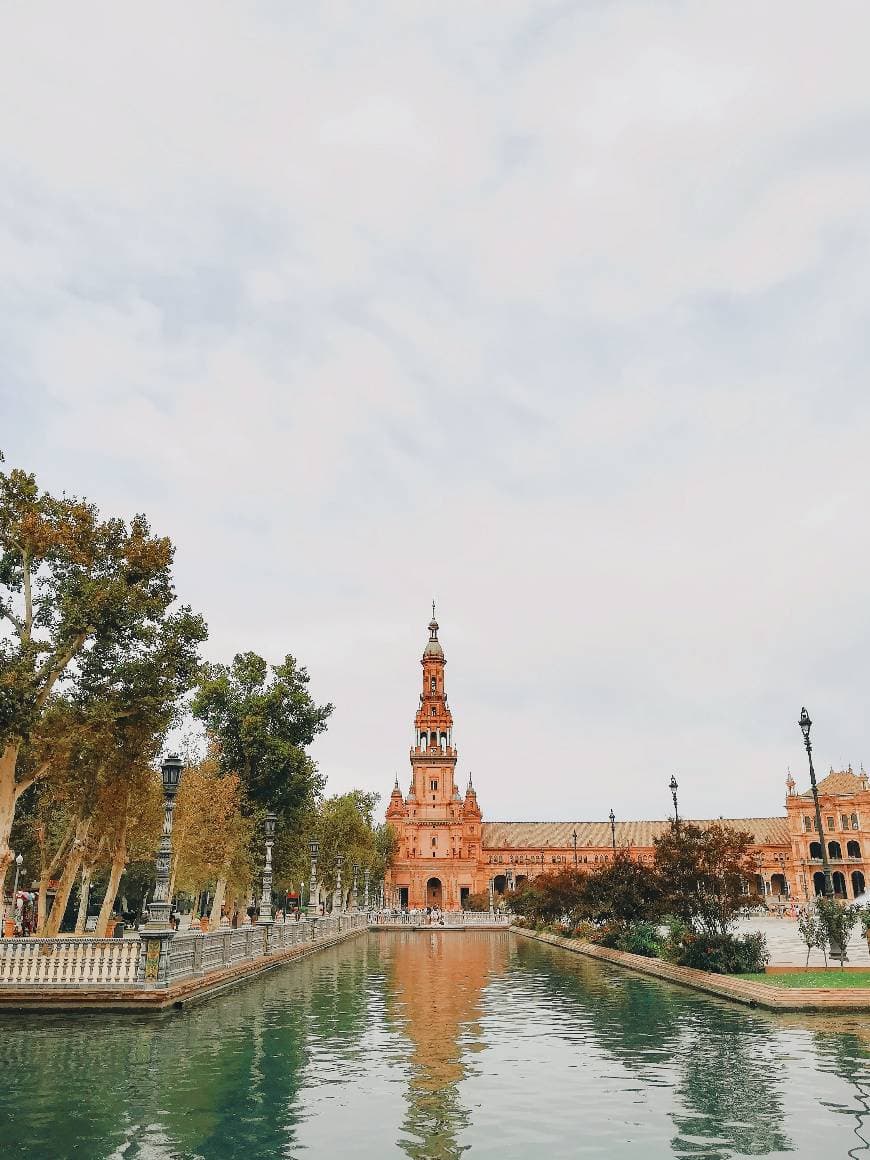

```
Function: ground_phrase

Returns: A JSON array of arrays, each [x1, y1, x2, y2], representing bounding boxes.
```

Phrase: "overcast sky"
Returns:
[[3, 2, 870, 824]]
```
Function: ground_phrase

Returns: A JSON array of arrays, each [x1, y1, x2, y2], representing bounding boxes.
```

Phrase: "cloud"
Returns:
[[3, 1, 870, 822]]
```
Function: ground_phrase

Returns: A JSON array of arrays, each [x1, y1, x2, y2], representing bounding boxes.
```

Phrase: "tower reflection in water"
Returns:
[[380, 929, 511, 1159]]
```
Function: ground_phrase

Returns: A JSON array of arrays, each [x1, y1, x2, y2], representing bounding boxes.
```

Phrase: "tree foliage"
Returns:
[[0, 452, 205, 880], [579, 850, 666, 925], [653, 822, 760, 937], [192, 652, 332, 825]]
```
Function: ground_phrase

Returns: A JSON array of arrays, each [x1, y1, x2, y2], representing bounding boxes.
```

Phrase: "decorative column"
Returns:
[[258, 812, 277, 925], [138, 754, 183, 986], [308, 841, 320, 918], [351, 864, 359, 912], [363, 867, 370, 911], [335, 855, 344, 913], [488, 877, 494, 915]]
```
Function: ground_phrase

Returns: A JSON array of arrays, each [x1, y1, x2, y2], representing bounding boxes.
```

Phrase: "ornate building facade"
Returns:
[[384, 614, 869, 909]]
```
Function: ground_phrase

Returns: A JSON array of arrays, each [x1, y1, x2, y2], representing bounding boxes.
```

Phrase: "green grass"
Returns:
[[742, 971, 870, 989]]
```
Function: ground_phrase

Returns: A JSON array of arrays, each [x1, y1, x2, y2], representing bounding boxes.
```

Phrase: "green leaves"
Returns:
[[192, 651, 333, 821]]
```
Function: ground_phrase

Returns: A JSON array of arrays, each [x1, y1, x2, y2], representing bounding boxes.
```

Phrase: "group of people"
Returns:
[[2, 891, 36, 936]]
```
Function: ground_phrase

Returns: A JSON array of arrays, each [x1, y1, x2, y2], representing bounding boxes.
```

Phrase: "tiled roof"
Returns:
[[800, 770, 869, 799], [482, 817, 790, 850]]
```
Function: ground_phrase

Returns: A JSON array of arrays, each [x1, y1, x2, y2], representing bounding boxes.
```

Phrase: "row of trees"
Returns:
[[511, 823, 773, 972], [0, 454, 392, 934], [514, 822, 763, 936]]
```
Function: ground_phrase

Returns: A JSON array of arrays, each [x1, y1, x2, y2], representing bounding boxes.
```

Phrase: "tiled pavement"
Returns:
[[735, 913, 870, 966]]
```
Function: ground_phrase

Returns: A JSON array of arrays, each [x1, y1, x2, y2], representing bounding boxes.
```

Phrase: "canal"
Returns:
[[2, 931, 869, 1158]]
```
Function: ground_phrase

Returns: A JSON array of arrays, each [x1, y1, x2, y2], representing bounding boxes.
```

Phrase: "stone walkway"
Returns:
[[734, 913, 870, 966]]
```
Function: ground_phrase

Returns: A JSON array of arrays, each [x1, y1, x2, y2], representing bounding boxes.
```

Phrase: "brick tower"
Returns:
[[384, 607, 483, 910]]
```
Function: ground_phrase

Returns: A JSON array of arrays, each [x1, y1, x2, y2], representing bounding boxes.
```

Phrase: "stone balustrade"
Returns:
[[0, 937, 141, 986], [0, 913, 366, 991]]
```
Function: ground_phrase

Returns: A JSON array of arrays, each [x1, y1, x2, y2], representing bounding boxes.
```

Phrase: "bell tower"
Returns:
[[384, 606, 483, 911], [411, 603, 457, 808]]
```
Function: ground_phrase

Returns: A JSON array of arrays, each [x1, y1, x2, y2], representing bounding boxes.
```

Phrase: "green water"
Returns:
[[3, 931, 869, 1158]]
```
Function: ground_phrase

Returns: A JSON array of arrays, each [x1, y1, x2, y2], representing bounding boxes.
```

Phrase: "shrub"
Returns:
[[815, 897, 861, 968], [615, 921, 664, 958], [664, 928, 769, 974]]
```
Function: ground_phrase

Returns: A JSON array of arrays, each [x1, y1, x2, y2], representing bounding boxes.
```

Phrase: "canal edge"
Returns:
[[511, 927, 870, 1014]]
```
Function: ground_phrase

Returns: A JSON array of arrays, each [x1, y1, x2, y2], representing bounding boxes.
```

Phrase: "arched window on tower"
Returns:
[[440, 732, 447, 752], [430, 677, 436, 692]]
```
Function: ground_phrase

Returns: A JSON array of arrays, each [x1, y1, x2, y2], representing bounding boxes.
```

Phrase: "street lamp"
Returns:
[[609, 809, 616, 853], [258, 811, 277, 925], [572, 828, 578, 866], [335, 854, 344, 914], [669, 776, 680, 826], [799, 707, 834, 898], [351, 864, 359, 912], [308, 840, 320, 918], [145, 754, 184, 929], [363, 866, 371, 912]]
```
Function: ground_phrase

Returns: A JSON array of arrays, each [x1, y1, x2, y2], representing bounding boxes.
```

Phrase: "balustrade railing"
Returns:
[[0, 912, 368, 989], [0, 937, 140, 986]]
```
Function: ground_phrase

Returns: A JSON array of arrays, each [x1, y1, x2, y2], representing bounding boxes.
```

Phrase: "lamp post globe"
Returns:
[[160, 753, 183, 797]]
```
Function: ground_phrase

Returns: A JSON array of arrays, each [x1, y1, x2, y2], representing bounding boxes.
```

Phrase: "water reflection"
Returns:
[[380, 930, 510, 1158]]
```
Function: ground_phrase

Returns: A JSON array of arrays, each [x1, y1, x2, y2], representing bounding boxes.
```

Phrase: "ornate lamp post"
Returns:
[[572, 828, 578, 866], [669, 776, 680, 826], [609, 809, 616, 853], [258, 812, 277, 925], [145, 754, 184, 930], [308, 841, 320, 918], [335, 854, 344, 914], [488, 877, 494, 915], [351, 864, 359, 912], [799, 707, 834, 898], [364, 867, 370, 911]]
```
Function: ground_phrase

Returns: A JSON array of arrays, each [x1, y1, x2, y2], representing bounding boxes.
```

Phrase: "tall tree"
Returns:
[[0, 453, 197, 885], [192, 652, 332, 910]]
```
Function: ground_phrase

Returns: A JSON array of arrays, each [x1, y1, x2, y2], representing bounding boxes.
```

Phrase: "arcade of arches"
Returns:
[[384, 614, 870, 910]]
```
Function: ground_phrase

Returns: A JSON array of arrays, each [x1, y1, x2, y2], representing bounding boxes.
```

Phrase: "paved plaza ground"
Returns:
[[735, 913, 870, 966]]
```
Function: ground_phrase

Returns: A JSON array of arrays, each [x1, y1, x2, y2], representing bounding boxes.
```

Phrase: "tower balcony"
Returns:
[[411, 745, 456, 758]]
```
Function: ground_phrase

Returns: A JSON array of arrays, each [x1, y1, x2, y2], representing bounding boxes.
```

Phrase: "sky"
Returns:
[[2, 2, 870, 824]]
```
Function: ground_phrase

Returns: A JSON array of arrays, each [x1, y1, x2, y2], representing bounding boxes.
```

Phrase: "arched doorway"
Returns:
[[851, 870, 865, 897], [813, 871, 826, 896], [493, 874, 507, 896], [426, 877, 442, 907], [770, 873, 786, 896], [833, 871, 846, 897]]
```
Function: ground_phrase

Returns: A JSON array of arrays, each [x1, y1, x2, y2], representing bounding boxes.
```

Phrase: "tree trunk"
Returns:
[[74, 864, 94, 934], [209, 876, 228, 929], [42, 818, 91, 936], [95, 818, 128, 938], [95, 855, 125, 938], [0, 741, 21, 881], [36, 871, 52, 933]]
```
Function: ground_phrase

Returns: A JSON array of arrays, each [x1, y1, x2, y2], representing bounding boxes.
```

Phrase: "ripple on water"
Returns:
[[2, 933, 870, 1159]]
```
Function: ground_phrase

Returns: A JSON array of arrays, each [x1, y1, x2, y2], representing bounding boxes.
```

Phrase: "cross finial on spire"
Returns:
[[394, 773, 399, 790], [432, 599, 436, 620]]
